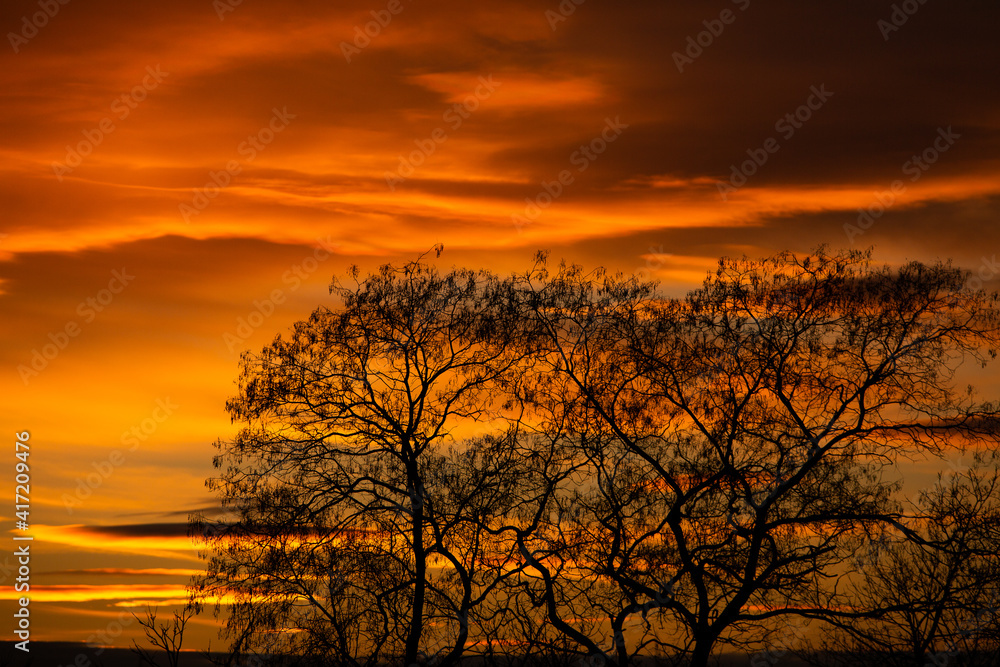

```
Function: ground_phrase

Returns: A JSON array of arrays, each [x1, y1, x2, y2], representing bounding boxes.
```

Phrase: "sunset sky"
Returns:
[[2, 0, 999, 651]]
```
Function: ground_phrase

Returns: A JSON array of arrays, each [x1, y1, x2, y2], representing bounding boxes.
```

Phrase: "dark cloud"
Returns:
[[37, 567, 200, 577], [80, 523, 191, 539]]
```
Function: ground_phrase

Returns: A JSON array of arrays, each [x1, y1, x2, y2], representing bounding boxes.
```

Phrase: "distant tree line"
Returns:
[[186, 247, 1000, 667]]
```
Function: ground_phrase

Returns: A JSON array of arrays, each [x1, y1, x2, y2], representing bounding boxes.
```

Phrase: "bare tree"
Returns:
[[510, 248, 1000, 667], [809, 450, 1000, 667], [131, 604, 195, 667], [193, 253, 537, 666], [194, 247, 1000, 667]]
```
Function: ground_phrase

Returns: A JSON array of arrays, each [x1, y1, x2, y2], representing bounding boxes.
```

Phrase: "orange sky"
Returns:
[[2, 0, 1000, 652]]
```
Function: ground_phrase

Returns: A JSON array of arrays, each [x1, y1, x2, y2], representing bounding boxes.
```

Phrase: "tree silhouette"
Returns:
[[508, 248, 1000, 666], [809, 451, 1000, 667], [194, 247, 1000, 667], [194, 254, 535, 666], [131, 604, 194, 667]]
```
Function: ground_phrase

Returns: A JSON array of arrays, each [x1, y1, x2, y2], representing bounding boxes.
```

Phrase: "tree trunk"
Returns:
[[405, 478, 426, 666], [690, 637, 713, 667], [612, 623, 629, 667]]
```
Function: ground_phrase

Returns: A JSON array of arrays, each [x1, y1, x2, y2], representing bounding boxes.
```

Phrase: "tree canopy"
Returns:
[[192, 247, 1000, 667]]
